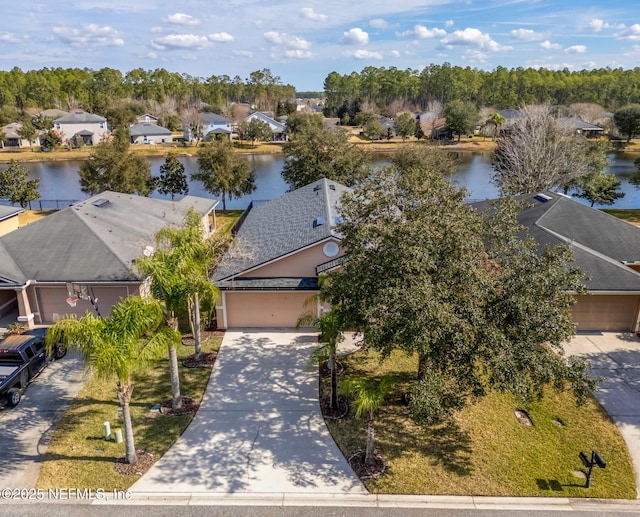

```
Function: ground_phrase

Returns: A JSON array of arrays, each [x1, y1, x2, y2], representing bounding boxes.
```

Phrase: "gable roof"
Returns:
[[558, 117, 603, 131], [0, 192, 218, 286], [473, 192, 640, 292], [200, 112, 230, 124], [245, 111, 286, 132], [214, 178, 350, 282], [54, 111, 106, 124]]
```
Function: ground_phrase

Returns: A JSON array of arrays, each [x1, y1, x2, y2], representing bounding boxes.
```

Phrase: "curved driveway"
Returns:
[[132, 330, 365, 495]]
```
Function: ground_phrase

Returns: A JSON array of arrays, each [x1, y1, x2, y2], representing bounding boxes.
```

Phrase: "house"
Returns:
[[0, 192, 218, 327], [244, 111, 287, 141], [53, 111, 109, 146], [473, 192, 640, 332], [559, 117, 604, 138], [213, 178, 348, 328], [38, 109, 68, 120], [498, 109, 524, 126], [136, 113, 159, 125], [420, 117, 451, 140], [0, 122, 41, 148], [0, 205, 23, 237], [184, 112, 232, 142], [129, 123, 173, 144]]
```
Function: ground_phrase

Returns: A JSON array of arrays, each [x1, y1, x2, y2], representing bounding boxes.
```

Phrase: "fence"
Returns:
[[0, 199, 82, 210]]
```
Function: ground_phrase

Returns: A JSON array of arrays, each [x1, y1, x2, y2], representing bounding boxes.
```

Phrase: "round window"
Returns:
[[323, 241, 340, 257]]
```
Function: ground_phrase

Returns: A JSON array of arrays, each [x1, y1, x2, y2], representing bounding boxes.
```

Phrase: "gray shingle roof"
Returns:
[[0, 192, 218, 286], [129, 123, 172, 137], [214, 178, 350, 282], [0, 205, 23, 222], [473, 192, 640, 292], [54, 111, 106, 123], [200, 112, 230, 124]]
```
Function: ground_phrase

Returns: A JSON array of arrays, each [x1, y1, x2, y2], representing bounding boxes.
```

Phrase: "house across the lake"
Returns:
[[53, 111, 109, 146]]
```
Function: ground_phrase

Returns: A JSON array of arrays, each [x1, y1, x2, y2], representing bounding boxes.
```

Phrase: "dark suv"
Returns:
[[0, 328, 66, 407]]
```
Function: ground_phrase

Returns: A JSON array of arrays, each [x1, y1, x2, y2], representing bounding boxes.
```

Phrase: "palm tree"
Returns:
[[487, 112, 506, 140], [0, 128, 6, 149], [297, 306, 343, 411], [45, 296, 179, 465], [340, 376, 394, 466]]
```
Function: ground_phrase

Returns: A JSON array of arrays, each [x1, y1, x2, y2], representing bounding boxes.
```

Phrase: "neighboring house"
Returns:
[[0, 122, 41, 148], [0, 192, 218, 328], [420, 117, 451, 140], [38, 109, 68, 119], [53, 111, 109, 146], [213, 178, 349, 328], [129, 123, 173, 144], [184, 112, 232, 142], [498, 109, 524, 126], [136, 113, 159, 125], [559, 117, 604, 138], [0, 205, 23, 237], [244, 111, 287, 141], [473, 192, 640, 332]]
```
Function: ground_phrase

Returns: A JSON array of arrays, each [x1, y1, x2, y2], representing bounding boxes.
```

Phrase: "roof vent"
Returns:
[[329, 184, 336, 191], [313, 185, 321, 192], [334, 216, 343, 224], [313, 216, 325, 228], [92, 198, 110, 208], [533, 193, 553, 203]]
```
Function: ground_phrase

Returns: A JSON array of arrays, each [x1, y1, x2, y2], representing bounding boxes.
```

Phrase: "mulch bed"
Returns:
[[348, 451, 386, 480], [182, 351, 217, 368], [114, 450, 155, 476], [320, 396, 349, 420], [161, 396, 200, 416]]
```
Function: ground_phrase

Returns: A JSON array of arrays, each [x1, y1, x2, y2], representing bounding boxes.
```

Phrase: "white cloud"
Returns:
[[284, 49, 312, 59], [565, 44, 586, 53], [588, 18, 623, 31], [390, 50, 400, 57], [399, 24, 446, 39], [150, 26, 163, 33], [300, 7, 327, 22], [464, 49, 489, 64], [370, 19, 388, 29], [445, 20, 454, 28], [617, 24, 640, 40], [53, 24, 124, 47], [540, 40, 561, 50], [209, 32, 234, 42], [441, 28, 510, 51], [151, 34, 210, 50], [347, 49, 383, 59], [340, 28, 369, 45], [0, 32, 26, 43], [511, 28, 544, 41], [264, 31, 311, 49], [234, 50, 253, 58], [165, 13, 200, 26]]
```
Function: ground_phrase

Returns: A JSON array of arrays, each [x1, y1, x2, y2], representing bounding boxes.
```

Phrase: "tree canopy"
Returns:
[[156, 153, 189, 200], [322, 148, 595, 422], [613, 104, 640, 142], [79, 127, 153, 196], [192, 141, 256, 210], [444, 99, 479, 141], [0, 159, 40, 207], [282, 119, 371, 190]]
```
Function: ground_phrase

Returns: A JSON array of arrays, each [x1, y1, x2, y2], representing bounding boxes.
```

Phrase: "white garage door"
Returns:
[[573, 295, 640, 332], [225, 291, 315, 328], [37, 286, 131, 322]]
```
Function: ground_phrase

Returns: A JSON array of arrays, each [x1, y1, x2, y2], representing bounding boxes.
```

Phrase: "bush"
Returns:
[[409, 372, 465, 425]]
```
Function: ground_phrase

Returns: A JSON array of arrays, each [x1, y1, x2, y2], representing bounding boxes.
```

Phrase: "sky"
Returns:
[[1, 1, 639, 91]]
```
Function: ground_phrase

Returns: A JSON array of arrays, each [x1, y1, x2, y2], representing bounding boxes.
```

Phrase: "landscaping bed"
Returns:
[[322, 348, 636, 499], [36, 335, 222, 491]]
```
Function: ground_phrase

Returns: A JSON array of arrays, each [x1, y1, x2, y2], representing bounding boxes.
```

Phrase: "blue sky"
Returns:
[[2, 1, 639, 91]]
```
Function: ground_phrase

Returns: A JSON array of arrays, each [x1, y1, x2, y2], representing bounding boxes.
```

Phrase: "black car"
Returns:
[[0, 328, 66, 407]]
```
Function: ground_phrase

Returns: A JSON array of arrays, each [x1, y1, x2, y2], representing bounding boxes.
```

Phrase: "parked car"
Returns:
[[0, 328, 66, 408]]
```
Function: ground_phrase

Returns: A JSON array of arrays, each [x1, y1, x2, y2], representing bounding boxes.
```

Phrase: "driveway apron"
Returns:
[[565, 332, 640, 498], [131, 330, 366, 494]]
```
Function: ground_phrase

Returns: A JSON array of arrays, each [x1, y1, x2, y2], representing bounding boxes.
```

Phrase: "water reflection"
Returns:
[[17, 151, 640, 210]]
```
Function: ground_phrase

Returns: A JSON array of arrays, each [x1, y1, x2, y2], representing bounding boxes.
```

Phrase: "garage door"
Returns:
[[37, 286, 131, 323], [573, 294, 640, 331], [225, 291, 315, 328]]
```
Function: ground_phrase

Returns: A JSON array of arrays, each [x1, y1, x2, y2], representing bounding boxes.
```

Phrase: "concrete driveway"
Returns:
[[565, 332, 640, 498], [132, 329, 366, 495], [0, 351, 87, 488]]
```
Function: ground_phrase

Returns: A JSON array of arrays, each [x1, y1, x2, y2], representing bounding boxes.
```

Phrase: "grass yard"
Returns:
[[36, 335, 222, 491], [602, 209, 640, 226], [324, 348, 636, 499], [18, 209, 56, 226]]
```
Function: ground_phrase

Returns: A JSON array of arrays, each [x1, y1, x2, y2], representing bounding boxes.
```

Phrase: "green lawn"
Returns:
[[37, 335, 222, 491], [325, 349, 636, 499], [602, 209, 640, 225]]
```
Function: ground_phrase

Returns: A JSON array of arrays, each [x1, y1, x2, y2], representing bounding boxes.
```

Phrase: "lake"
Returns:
[[15, 151, 640, 210]]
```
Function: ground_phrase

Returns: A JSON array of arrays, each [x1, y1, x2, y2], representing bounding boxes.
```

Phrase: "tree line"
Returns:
[[323, 64, 640, 117], [0, 66, 295, 121]]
